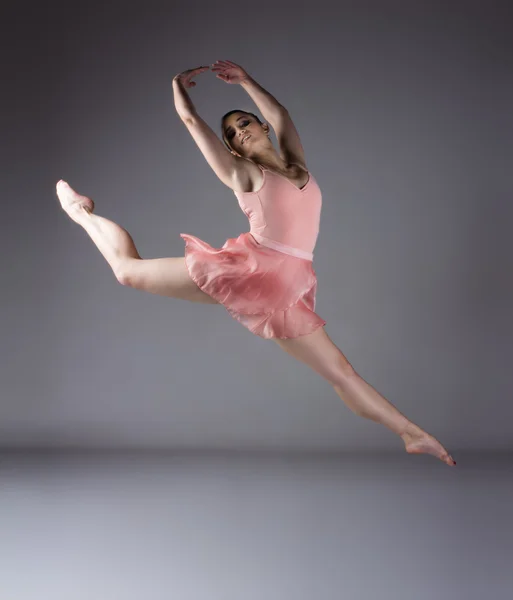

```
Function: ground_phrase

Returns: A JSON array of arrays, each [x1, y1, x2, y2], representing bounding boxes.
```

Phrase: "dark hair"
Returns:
[[220, 109, 263, 151]]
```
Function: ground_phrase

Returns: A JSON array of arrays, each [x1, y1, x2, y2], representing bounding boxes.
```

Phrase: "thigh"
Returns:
[[121, 256, 219, 304], [273, 327, 354, 384]]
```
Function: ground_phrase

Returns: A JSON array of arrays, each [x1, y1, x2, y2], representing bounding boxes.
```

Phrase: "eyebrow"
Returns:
[[225, 115, 248, 135]]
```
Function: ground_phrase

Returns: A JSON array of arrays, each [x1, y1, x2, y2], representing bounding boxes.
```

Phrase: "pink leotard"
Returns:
[[180, 163, 326, 338], [233, 165, 322, 262]]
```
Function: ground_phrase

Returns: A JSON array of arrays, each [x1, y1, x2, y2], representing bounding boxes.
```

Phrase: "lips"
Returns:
[[241, 134, 251, 144]]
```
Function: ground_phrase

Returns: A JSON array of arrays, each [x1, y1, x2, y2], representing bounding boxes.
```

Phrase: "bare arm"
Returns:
[[172, 75, 198, 120], [172, 70, 242, 189], [239, 75, 285, 122], [240, 75, 306, 166], [212, 61, 306, 166]]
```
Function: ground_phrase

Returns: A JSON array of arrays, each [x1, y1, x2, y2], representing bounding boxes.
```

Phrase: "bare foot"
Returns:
[[56, 180, 95, 223], [401, 423, 456, 466]]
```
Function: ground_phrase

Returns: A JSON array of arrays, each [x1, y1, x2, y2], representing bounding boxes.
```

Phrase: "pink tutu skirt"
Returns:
[[180, 231, 326, 339]]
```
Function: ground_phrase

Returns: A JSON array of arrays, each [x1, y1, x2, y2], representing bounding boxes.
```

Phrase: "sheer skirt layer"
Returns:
[[180, 232, 326, 339]]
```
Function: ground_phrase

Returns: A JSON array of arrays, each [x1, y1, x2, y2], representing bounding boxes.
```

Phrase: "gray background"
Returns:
[[1, 0, 512, 598]]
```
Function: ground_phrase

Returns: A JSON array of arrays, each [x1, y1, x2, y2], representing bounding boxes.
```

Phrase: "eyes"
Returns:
[[226, 119, 250, 140]]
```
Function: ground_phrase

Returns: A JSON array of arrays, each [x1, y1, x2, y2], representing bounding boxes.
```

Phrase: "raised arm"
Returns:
[[212, 60, 306, 166], [172, 68, 242, 189]]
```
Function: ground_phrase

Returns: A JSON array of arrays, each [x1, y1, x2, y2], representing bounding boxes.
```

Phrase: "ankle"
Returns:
[[72, 205, 93, 225], [397, 416, 412, 438]]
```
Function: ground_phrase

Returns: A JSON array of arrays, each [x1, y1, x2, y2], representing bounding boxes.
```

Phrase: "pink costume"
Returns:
[[180, 164, 326, 339]]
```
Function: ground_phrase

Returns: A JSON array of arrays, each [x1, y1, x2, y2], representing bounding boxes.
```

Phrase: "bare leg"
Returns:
[[332, 376, 456, 465], [56, 181, 139, 274], [274, 327, 456, 466], [56, 180, 218, 303]]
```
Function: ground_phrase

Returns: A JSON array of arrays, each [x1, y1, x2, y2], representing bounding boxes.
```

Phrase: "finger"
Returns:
[[224, 60, 239, 67]]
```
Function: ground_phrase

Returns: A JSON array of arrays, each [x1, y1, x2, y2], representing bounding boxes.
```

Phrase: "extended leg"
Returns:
[[274, 326, 456, 466], [56, 180, 218, 303]]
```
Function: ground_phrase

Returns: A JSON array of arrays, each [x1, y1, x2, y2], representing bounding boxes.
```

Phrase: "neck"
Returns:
[[247, 149, 288, 171]]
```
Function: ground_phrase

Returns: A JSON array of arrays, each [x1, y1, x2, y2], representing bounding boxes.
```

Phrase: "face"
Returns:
[[223, 112, 269, 156]]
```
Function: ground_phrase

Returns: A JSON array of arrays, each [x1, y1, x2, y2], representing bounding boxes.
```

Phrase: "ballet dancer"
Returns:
[[56, 59, 456, 466]]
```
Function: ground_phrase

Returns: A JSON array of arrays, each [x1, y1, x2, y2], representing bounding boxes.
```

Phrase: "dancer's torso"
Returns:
[[233, 165, 322, 261]]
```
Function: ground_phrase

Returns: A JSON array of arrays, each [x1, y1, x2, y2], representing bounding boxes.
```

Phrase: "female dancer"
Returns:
[[56, 60, 456, 466]]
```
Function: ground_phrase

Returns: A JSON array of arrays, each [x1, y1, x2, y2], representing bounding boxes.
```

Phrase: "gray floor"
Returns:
[[1, 450, 511, 600]]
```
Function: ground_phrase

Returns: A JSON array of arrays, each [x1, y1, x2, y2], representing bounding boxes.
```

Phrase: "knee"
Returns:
[[330, 358, 357, 387], [115, 268, 134, 287], [113, 258, 140, 287]]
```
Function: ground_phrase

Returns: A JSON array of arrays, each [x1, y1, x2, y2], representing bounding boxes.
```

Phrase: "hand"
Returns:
[[211, 60, 249, 84], [174, 66, 210, 88]]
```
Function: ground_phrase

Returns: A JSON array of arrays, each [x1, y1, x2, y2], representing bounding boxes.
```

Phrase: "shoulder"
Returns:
[[231, 158, 264, 194]]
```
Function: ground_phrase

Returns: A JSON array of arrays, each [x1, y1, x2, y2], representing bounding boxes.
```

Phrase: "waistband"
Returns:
[[250, 232, 314, 261]]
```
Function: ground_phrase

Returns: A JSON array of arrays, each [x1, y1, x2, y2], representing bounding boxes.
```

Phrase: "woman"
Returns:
[[56, 60, 455, 466]]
